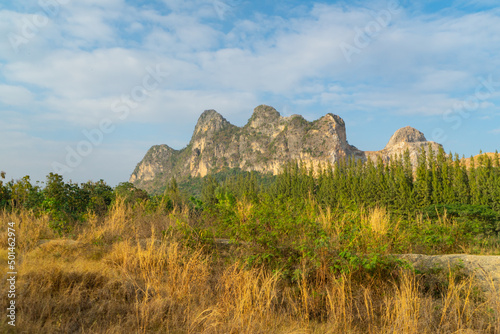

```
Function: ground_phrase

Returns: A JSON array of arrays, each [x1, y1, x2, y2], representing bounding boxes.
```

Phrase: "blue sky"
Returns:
[[1, 0, 499, 186]]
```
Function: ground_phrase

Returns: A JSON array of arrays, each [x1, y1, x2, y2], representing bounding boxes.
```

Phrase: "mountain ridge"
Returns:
[[129, 105, 443, 192]]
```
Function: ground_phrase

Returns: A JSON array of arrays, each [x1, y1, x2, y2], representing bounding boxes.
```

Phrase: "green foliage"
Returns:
[[82, 180, 114, 214], [0, 173, 116, 235], [0, 171, 9, 207], [424, 204, 500, 236], [163, 219, 214, 249], [214, 195, 327, 276], [206, 194, 402, 281], [42, 197, 72, 236], [114, 182, 148, 204]]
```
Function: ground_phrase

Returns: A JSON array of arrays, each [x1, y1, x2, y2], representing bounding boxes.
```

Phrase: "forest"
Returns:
[[1, 146, 500, 333]]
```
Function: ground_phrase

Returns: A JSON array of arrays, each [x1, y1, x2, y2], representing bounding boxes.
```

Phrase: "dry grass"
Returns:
[[1, 203, 499, 333], [235, 198, 253, 223], [0, 209, 55, 252], [366, 207, 390, 237]]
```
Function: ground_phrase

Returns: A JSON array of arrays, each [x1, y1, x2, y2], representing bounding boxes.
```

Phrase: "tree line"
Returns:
[[2, 146, 499, 235], [202, 147, 500, 235], [203, 147, 499, 211]]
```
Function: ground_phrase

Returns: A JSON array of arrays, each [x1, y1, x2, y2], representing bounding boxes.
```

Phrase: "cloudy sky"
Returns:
[[1, 0, 499, 186]]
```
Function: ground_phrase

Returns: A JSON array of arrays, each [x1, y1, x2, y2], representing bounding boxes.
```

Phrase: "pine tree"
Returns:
[[364, 157, 378, 205], [481, 153, 495, 207], [430, 146, 448, 204], [394, 153, 413, 211], [469, 156, 480, 205], [166, 177, 182, 207], [493, 152, 500, 210], [320, 161, 336, 208], [375, 156, 389, 207], [415, 146, 431, 207], [452, 153, 470, 204], [201, 175, 219, 206]]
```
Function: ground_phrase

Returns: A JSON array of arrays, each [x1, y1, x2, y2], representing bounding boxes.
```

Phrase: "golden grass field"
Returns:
[[1, 199, 499, 333]]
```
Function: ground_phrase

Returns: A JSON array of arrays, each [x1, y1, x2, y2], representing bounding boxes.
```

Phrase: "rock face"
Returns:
[[386, 126, 427, 148], [130, 105, 443, 192], [365, 125, 442, 167]]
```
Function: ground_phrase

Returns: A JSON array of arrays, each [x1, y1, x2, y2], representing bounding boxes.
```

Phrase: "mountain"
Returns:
[[129, 105, 442, 192]]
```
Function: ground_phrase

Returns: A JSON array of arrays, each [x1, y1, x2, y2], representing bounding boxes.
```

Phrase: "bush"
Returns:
[[423, 204, 500, 236]]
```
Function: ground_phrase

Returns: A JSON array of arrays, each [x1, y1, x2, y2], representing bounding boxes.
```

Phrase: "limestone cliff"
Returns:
[[129, 105, 443, 192], [364, 126, 442, 166]]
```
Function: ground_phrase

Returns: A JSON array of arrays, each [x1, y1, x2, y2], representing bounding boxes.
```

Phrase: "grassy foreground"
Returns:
[[1, 198, 499, 334]]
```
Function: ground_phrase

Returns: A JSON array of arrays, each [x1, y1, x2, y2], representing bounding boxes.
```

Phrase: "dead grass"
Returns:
[[0, 209, 55, 252], [366, 207, 390, 237], [1, 203, 499, 333]]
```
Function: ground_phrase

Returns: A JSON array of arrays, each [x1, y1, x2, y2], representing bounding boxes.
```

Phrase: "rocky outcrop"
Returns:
[[398, 254, 500, 294], [365, 126, 442, 166], [129, 145, 176, 183], [129, 105, 443, 193], [386, 126, 426, 148]]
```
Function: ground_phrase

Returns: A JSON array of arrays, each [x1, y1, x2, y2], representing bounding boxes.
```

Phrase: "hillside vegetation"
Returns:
[[1, 149, 500, 333]]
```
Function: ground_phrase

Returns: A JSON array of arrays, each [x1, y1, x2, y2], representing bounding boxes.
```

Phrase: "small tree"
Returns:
[[114, 182, 148, 204], [0, 171, 11, 207]]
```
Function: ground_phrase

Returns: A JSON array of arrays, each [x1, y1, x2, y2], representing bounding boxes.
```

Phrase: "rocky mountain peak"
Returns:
[[316, 113, 349, 147], [130, 106, 444, 193], [385, 126, 426, 149], [129, 144, 176, 183], [247, 105, 281, 128], [193, 109, 230, 136], [324, 113, 345, 127]]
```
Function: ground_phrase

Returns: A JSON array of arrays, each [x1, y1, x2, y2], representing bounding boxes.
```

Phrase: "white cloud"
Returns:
[[0, 85, 35, 106], [412, 70, 471, 93], [4, 48, 165, 99], [58, 7, 116, 47], [160, 0, 237, 20], [142, 19, 221, 53]]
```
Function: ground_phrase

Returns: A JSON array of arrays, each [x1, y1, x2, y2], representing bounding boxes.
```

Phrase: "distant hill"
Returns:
[[130, 105, 442, 193]]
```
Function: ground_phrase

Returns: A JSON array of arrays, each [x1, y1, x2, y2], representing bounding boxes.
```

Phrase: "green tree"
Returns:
[[10, 175, 43, 209], [44, 173, 66, 209], [82, 180, 114, 214], [114, 182, 149, 204], [166, 177, 183, 209], [0, 171, 9, 207], [415, 146, 431, 207], [451, 154, 470, 204], [201, 175, 219, 207]]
